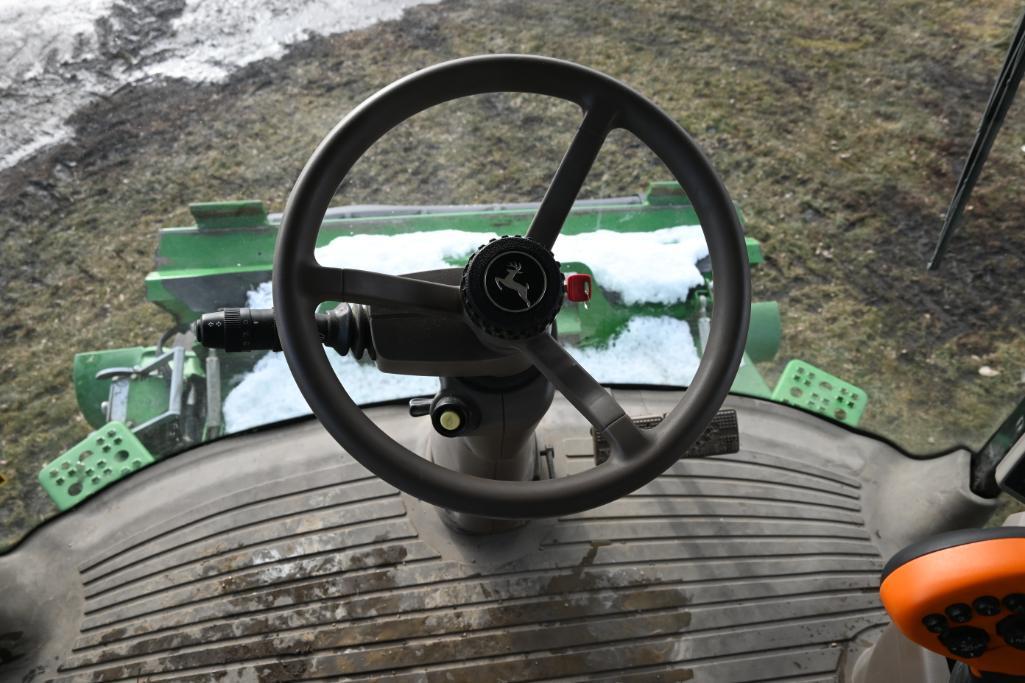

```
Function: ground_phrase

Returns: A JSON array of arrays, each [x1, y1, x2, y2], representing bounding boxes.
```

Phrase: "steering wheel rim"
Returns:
[[273, 54, 750, 519]]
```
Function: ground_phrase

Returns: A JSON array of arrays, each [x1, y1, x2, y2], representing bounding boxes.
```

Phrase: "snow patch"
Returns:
[[0, 0, 113, 87], [315, 228, 491, 275], [223, 350, 438, 432], [557, 227, 708, 304], [566, 316, 699, 386], [0, 0, 437, 169], [0, 0, 114, 168], [145, 0, 438, 82]]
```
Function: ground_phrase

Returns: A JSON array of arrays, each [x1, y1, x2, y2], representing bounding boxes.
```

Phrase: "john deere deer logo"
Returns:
[[484, 251, 547, 313], [494, 262, 532, 308]]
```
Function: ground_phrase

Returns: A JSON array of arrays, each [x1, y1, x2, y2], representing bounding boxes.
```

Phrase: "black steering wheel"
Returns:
[[273, 55, 750, 519]]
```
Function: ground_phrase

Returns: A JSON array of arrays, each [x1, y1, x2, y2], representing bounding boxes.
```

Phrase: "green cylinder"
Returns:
[[745, 301, 782, 363]]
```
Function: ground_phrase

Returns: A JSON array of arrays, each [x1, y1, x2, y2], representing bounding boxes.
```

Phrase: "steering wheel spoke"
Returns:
[[302, 265, 463, 316], [517, 332, 648, 458], [525, 102, 618, 249]]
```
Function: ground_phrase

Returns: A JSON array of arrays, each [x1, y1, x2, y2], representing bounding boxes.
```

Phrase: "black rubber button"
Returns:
[[1005, 593, 1025, 614], [945, 603, 973, 623], [973, 595, 1002, 617], [922, 613, 948, 633], [939, 626, 989, 658], [997, 614, 1025, 650]]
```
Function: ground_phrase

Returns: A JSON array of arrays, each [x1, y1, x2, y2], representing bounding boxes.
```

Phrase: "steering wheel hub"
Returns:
[[461, 236, 565, 339]]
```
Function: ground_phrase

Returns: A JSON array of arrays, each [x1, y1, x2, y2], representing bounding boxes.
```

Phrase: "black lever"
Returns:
[[192, 305, 374, 358], [592, 409, 740, 465]]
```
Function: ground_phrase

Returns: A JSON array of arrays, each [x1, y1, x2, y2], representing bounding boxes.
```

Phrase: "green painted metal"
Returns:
[[643, 180, 690, 205], [771, 359, 869, 427], [37, 421, 155, 511], [731, 355, 774, 398], [73, 347, 204, 430], [746, 301, 782, 363], [75, 347, 147, 429], [82, 186, 781, 440], [745, 237, 763, 266], [144, 275, 199, 328], [555, 261, 676, 346], [190, 200, 270, 230], [136, 186, 781, 424], [146, 188, 763, 326], [154, 205, 697, 272]]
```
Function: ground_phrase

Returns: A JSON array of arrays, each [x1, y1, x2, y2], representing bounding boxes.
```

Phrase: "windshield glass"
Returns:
[[3, 1, 1025, 549]]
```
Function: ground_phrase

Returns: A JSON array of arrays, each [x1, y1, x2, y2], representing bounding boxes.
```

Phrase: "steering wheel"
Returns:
[[273, 54, 750, 519]]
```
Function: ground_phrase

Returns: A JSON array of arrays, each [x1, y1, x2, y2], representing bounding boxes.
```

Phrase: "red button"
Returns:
[[565, 273, 592, 302]]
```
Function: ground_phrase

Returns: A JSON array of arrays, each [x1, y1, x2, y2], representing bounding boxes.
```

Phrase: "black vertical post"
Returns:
[[928, 9, 1025, 270]]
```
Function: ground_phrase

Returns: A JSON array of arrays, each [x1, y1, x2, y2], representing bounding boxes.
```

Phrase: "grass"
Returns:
[[2, 0, 1025, 548]]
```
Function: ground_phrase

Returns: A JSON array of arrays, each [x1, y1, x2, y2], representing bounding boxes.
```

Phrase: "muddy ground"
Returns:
[[3, 0, 1025, 548]]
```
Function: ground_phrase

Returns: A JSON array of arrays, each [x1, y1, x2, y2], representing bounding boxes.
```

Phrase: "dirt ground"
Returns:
[[3, 0, 1025, 548]]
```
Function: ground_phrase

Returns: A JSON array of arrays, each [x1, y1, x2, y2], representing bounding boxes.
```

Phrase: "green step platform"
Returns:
[[38, 421, 155, 511], [771, 359, 868, 427]]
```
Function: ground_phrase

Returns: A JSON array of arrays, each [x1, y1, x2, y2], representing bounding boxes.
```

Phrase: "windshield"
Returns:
[[3, 1, 1025, 549]]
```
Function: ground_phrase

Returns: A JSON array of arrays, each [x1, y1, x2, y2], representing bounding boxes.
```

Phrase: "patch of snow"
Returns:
[[566, 316, 699, 385], [315, 228, 494, 276], [0, 0, 438, 169], [557, 226, 708, 304], [223, 228, 707, 433], [223, 349, 438, 432], [0, 0, 114, 168], [0, 0, 113, 87], [0, 127, 75, 170], [246, 281, 275, 310], [145, 0, 437, 82]]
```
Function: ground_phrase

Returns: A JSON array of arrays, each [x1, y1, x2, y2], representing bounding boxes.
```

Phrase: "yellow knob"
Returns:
[[438, 409, 462, 432]]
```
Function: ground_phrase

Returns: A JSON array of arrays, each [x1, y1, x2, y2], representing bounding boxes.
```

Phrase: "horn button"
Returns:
[[461, 236, 565, 339]]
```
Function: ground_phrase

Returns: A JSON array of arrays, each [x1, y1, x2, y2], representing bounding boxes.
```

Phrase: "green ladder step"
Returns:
[[771, 359, 868, 427], [38, 421, 155, 511]]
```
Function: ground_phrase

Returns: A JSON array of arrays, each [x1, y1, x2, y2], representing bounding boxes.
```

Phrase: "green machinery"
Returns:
[[40, 180, 866, 510]]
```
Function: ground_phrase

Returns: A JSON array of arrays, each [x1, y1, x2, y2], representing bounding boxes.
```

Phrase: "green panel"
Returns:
[[74, 347, 148, 428], [146, 182, 766, 329], [124, 376, 175, 426], [745, 237, 764, 266], [38, 421, 155, 511], [152, 206, 766, 272], [643, 180, 690, 205], [730, 355, 773, 398], [771, 359, 869, 427], [190, 200, 269, 229], [745, 301, 781, 363], [74, 347, 205, 430], [152, 204, 703, 272], [144, 274, 197, 324], [557, 262, 627, 345], [555, 262, 709, 347], [149, 202, 710, 324]]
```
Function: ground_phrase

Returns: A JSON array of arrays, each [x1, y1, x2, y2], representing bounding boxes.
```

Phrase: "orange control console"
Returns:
[[880, 528, 1025, 678]]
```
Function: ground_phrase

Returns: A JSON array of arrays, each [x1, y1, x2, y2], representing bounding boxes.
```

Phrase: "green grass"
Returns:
[[2, 0, 1025, 548]]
